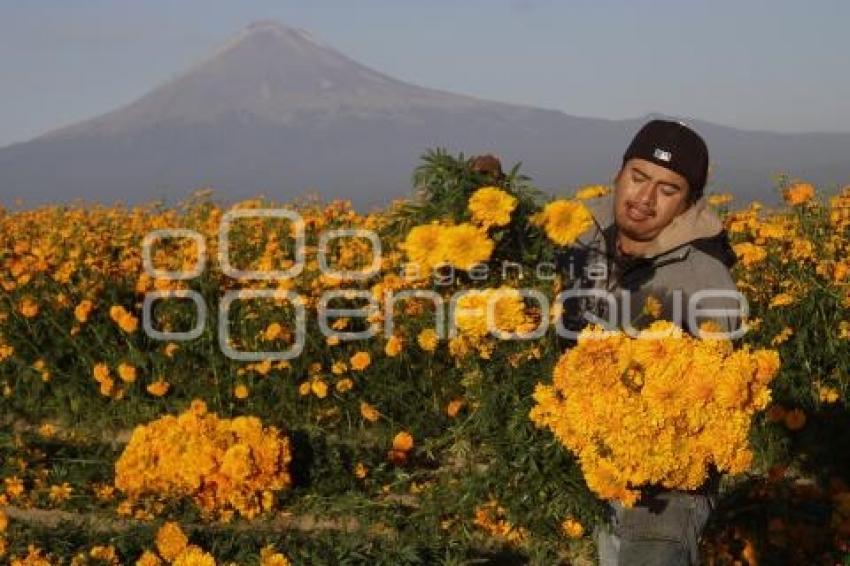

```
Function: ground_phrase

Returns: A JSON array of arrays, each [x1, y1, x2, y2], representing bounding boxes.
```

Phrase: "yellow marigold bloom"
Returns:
[[38, 423, 57, 438], [116, 405, 292, 520], [643, 295, 663, 319], [533, 199, 593, 246], [771, 326, 794, 346], [259, 544, 291, 566], [839, 321, 850, 340], [732, 242, 768, 267], [146, 379, 170, 397], [310, 379, 328, 399], [89, 545, 118, 563], [441, 223, 494, 270], [530, 322, 780, 507], [354, 462, 368, 479], [769, 293, 796, 308], [164, 342, 180, 358], [350, 351, 371, 371], [818, 385, 840, 404], [402, 223, 445, 274], [5, 477, 24, 498], [335, 378, 354, 393], [360, 401, 380, 423], [298, 382, 311, 396], [331, 360, 347, 375], [392, 431, 414, 452], [417, 328, 439, 352], [136, 550, 163, 566], [468, 186, 518, 228], [48, 482, 73, 503], [93, 363, 111, 382], [110, 305, 139, 333], [94, 484, 115, 501], [263, 322, 290, 342], [783, 182, 815, 206], [0, 344, 14, 362], [707, 193, 734, 207], [234, 384, 250, 399], [119, 313, 139, 334], [560, 517, 585, 538], [18, 296, 39, 318], [10, 545, 51, 565], [384, 335, 403, 357], [172, 545, 215, 566], [454, 288, 528, 338], [118, 362, 138, 383], [446, 398, 465, 418], [575, 184, 610, 200], [74, 299, 94, 323]]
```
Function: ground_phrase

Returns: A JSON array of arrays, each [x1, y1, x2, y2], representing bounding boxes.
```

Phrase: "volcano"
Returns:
[[2, 20, 849, 208]]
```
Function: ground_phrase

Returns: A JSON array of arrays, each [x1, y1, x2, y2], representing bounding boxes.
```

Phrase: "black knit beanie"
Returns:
[[621, 119, 709, 201]]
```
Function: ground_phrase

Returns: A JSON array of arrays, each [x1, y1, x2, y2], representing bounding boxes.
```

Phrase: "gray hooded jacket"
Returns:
[[556, 192, 746, 341]]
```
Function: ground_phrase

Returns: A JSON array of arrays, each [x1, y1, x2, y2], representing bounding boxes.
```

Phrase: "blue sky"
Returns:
[[1, 0, 848, 147]]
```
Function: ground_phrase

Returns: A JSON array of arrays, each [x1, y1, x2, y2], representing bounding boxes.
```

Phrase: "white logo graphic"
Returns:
[[653, 148, 672, 162]]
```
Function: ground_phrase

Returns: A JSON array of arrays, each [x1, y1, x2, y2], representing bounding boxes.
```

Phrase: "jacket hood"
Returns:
[[582, 190, 736, 267]]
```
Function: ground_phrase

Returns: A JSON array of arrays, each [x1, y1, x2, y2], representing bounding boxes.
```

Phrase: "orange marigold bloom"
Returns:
[[349, 351, 371, 371], [146, 379, 170, 397], [783, 182, 815, 206], [360, 401, 380, 423], [392, 431, 414, 452]]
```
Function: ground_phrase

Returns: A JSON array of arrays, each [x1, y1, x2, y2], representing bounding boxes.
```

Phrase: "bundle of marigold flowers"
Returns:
[[114, 399, 293, 520], [529, 321, 780, 507]]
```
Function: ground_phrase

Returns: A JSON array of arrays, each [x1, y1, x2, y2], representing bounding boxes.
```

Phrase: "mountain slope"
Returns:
[[1, 21, 849, 209]]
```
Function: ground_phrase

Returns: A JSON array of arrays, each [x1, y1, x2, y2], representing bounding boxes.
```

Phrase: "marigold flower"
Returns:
[[350, 351, 371, 371], [533, 199, 593, 246], [783, 182, 815, 206], [74, 299, 94, 323], [136, 550, 163, 566], [560, 517, 585, 538], [392, 431, 414, 452], [48, 482, 73, 503], [310, 379, 328, 399], [402, 223, 445, 275], [354, 463, 368, 479], [440, 223, 494, 270], [446, 398, 465, 418], [115, 403, 292, 520], [468, 186, 518, 228], [417, 328, 439, 352], [172, 545, 215, 566], [530, 321, 780, 507], [146, 379, 170, 397], [384, 335, 403, 357], [259, 544, 292, 566], [360, 401, 380, 423], [575, 184, 610, 200], [18, 296, 39, 318], [118, 362, 138, 383]]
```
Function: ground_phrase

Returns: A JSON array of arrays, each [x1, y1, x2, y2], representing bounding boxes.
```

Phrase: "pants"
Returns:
[[594, 491, 715, 566]]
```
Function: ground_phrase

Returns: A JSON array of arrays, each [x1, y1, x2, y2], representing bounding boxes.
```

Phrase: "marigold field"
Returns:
[[1, 150, 850, 564]]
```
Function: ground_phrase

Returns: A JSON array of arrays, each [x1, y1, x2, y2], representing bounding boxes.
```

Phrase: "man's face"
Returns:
[[613, 158, 692, 242]]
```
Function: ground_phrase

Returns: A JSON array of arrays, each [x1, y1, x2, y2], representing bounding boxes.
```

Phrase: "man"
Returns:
[[555, 119, 747, 565]]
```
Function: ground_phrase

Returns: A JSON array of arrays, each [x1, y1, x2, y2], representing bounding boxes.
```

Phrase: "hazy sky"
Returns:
[[2, 0, 849, 147]]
